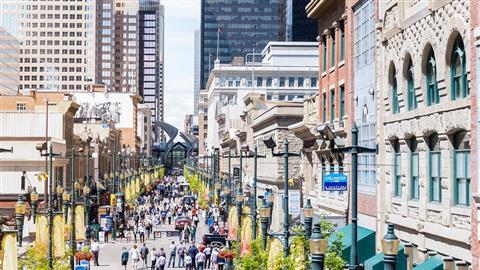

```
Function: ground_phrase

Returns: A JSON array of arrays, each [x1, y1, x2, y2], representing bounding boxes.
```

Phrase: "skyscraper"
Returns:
[[139, 0, 164, 141], [199, 0, 318, 89], [15, 0, 96, 92]]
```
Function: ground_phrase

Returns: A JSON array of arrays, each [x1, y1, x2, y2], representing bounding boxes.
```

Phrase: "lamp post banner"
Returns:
[[323, 173, 348, 191], [240, 216, 253, 256], [1, 232, 18, 270], [267, 238, 283, 270], [53, 214, 65, 257], [35, 214, 48, 245], [227, 207, 238, 240], [75, 205, 85, 240], [288, 190, 301, 216]]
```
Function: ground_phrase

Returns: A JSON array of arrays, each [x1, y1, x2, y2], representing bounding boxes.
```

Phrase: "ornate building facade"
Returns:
[[377, 0, 472, 265]]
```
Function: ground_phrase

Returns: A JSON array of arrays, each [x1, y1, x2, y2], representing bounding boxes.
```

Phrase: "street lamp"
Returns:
[[15, 194, 26, 246], [56, 185, 64, 212], [30, 188, 39, 223], [83, 184, 91, 234], [303, 199, 314, 239], [381, 223, 400, 270], [259, 199, 271, 249], [309, 223, 327, 270], [235, 187, 244, 241]]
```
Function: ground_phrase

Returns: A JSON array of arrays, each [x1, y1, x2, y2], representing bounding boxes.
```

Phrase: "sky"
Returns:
[[163, 0, 201, 130]]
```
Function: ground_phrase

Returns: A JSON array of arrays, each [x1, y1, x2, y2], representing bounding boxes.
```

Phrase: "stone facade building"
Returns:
[[377, 0, 472, 265]]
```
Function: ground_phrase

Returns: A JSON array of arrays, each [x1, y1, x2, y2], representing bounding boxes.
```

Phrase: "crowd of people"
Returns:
[[103, 174, 229, 270]]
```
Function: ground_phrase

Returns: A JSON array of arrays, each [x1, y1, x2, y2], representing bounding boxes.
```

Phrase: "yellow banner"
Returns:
[[240, 216, 253, 255], [35, 214, 48, 245], [1, 233, 18, 270], [53, 215, 65, 257], [144, 174, 148, 186], [75, 205, 85, 241], [267, 238, 284, 270], [227, 207, 238, 240], [135, 177, 140, 193], [125, 183, 131, 201]]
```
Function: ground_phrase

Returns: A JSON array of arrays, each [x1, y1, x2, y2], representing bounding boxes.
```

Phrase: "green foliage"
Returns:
[[233, 239, 269, 270], [318, 215, 346, 270], [19, 243, 71, 270]]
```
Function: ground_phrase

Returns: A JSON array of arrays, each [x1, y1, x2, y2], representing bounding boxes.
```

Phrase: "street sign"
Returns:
[[289, 190, 301, 216], [110, 194, 117, 206], [233, 167, 240, 179], [323, 173, 348, 191]]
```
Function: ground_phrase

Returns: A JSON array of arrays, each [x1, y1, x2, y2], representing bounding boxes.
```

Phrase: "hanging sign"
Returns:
[[323, 173, 348, 191]]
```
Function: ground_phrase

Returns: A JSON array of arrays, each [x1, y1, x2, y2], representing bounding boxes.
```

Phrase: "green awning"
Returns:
[[363, 244, 407, 270], [413, 256, 443, 270], [328, 224, 376, 263]]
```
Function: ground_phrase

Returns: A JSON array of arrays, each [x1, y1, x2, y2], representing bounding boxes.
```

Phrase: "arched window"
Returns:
[[391, 66, 399, 114], [407, 60, 417, 110], [451, 36, 468, 100], [392, 138, 401, 197], [426, 49, 439, 105], [407, 136, 419, 200]]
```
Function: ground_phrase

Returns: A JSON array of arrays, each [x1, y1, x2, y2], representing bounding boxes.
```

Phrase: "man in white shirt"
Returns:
[[195, 250, 206, 270], [90, 240, 100, 266]]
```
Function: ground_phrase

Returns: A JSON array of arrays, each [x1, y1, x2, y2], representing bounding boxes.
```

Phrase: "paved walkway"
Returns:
[[90, 214, 208, 270]]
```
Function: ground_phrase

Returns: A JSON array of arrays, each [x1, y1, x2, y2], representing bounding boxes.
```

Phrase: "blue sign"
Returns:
[[323, 173, 348, 191]]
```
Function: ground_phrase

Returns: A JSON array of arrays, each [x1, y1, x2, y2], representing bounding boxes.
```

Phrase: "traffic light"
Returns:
[[110, 194, 117, 206]]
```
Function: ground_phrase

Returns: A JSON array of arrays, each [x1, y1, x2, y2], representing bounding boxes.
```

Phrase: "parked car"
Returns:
[[175, 215, 191, 230], [203, 234, 226, 246], [182, 195, 196, 209]]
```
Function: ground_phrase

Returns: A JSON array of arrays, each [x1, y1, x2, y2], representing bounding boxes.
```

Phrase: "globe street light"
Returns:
[[30, 188, 39, 223], [235, 187, 244, 242], [259, 199, 271, 249], [303, 199, 314, 239], [381, 223, 400, 270], [56, 186, 64, 212], [309, 223, 327, 270], [62, 190, 71, 221]]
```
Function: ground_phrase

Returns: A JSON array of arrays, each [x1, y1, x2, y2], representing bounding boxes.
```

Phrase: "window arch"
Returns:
[[390, 64, 399, 114], [426, 48, 439, 105], [406, 59, 417, 110], [451, 35, 468, 100]]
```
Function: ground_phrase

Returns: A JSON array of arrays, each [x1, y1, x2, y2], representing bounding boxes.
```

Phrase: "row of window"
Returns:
[[20, 84, 84, 90], [321, 86, 346, 123], [217, 76, 317, 88], [23, 31, 85, 37], [23, 22, 84, 28], [321, 22, 345, 72], [22, 13, 85, 20], [390, 34, 468, 113], [21, 57, 85, 64], [392, 131, 470, 206]]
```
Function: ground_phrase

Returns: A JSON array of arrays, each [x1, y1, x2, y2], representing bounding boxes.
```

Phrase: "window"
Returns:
[[298, 77, 304, 87], [330, 32, 335, 68], [340, 86, 345, 119], [453, 130, 470, 206], [359, 121, 376, 192], [322, 37, 327, 72], [406, 60, 417, 110], [451, 36, 468, 100], [330, 89, 335, 121], [426, 48, 439, 105], [311, 77, 317, 87], [392, 139, 402, 197], [354, 0, 375, 69], [340, 23, 345, 61], [391, 67, 399, 114], [322, 93, 327, 121], [408, 137, 419, 200], [256, 77, 263, 87], [279, 77, 285, 87], [427, 133, 441, 202], [288, 77, 295, 87], [266, 77, 272, 87]]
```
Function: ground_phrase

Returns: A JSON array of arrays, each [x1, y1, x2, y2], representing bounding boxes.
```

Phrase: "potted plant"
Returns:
[[219, 249, 236, 270], [74, 246, 93, 262]]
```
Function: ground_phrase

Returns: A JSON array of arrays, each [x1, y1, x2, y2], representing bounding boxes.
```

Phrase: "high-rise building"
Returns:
[[96, 0, 138, 93], [0, 27, 19, 95], [16, 0, 96, 92], [199, 0, 317, 87], [138, 0, 164, 141], [285, 0, 317, 42], [193, 29, 201, 116]]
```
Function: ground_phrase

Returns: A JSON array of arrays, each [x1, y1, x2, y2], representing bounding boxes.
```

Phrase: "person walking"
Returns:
[[204, 245, 212, 269], [90, 239, 100, 266], [185, 254, 193, 270], [102, 223, 109, 243], [211, 247, 219, 270], [139, 223, 146, 243], [150, 247, 157, 270], [195, 250, 206, 270], [177, 241, 185, 268], [188, 242, 199, 269], [156, 252, 166, 270], [168, 241, 177, 268], [130, 244, 141, 270], [121, 247, 129, 270], [190, 224, 197, 242], [140, 243, 150, 268]]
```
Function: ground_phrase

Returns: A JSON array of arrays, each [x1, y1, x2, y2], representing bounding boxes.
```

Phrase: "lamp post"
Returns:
[[381, 223, 400, 270], [83, 184, 91, 239], [309, 223, 327, 270], [56, 186, 64, 212], [68, 147, 79, 269], [15, 194, 26, 246], [30, 188, 39, 223], [259, 199, 271, 249], [235, 186, 243, 242], [262, 138, 300, 257], [303, 199, 314, 239], [63, 190, 71, 221]]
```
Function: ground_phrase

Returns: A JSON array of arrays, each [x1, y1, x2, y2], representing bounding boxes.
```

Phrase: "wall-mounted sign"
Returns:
[[233, 167, 240, 179], [323, 173, 348, 191]]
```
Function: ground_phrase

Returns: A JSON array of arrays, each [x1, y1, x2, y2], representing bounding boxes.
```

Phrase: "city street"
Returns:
[[92, 218, 208, 270]]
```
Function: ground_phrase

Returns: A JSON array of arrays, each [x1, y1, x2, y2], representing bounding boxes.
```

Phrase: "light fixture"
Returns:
[[309, 224, 327, 255], [381, 223, 400, 256], [303, 199, 314, 219], [259, 201, 271, 219]]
